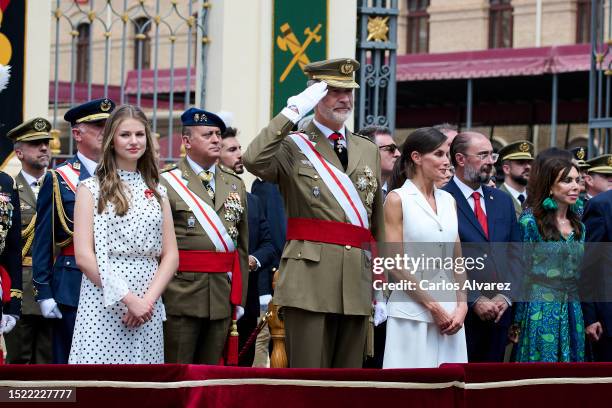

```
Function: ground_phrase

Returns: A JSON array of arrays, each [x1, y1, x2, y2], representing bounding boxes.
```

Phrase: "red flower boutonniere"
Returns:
[[144, 189, 154, 199]]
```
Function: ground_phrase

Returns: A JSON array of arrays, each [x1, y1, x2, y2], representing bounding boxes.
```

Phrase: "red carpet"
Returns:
[[0, 363, 611, 407]]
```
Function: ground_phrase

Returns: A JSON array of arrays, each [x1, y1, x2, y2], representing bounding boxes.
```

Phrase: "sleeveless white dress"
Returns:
[[68, 170, 166, 364], [383, 179, 467, 368]]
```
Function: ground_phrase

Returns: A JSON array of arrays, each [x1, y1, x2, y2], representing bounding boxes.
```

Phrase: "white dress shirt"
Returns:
[[312, 118, 347, 149], [502, 182, 526, 202], [453, 175, 487, 215], [76, 151, 98, 176]]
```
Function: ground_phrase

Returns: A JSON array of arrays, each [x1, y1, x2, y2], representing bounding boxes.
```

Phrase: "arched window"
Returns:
[[134, 17, 151, 69], [489, 0, 513, 49], [76, 23, 90, 82]]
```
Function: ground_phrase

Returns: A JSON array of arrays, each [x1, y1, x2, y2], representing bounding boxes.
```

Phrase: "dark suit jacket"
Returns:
[[581, 190, 612, 336], [245, 193, 276, 317], [250, 179, 286, 296], [443, 178, 522, 303], [32, 155, 90, 307]]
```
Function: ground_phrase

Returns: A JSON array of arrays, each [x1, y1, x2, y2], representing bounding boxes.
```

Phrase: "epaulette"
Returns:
[[218, 164, 237, 176], [352, 132, 376, 144], [161, 163, 177, 173]]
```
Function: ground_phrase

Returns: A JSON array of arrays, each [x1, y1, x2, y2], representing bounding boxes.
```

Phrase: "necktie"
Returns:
[[32, 180, 41, 199], [198, 170, 215, 201], [517, 193, 525, 205], [471, 191, 489, 239], [329, 132, 348, 170]]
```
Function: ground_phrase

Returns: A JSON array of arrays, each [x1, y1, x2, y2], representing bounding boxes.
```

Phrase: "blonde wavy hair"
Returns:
[[96, 104, 161, 216]]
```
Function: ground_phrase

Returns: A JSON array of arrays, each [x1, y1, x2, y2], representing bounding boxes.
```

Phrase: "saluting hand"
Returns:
[[286, 81, 328, 118]]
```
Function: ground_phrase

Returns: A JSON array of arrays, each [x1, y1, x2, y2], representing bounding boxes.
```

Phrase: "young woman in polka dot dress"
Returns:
[[70, 105, 178, 364]]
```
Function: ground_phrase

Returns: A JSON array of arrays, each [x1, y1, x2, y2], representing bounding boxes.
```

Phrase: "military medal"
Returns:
[[312, 186, 320, 198], [223, 192, 244, 223], [72, 161, 81, 170], [231, 183, 237, 191], [356, 176, 368, 191], [187, 215, 196, 229]]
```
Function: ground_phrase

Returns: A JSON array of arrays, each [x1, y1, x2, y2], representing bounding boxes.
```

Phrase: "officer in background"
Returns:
[[584, 154, 612, 202], [497, 141, 534, 220], [160, 108, 249, 365], [243, 58, 386, 368], [571, 147, 590, 199], [32, 98, 115, 363], [4, 118, 53, 363]]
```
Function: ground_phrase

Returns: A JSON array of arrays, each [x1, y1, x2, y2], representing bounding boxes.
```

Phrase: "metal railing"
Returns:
[[588, 0, 612, 157], [50, 0, 209, 162], [355, 0, 398, 131]]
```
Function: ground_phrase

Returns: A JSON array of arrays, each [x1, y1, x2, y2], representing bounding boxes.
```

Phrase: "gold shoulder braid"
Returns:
[[21, 213, 36, 259], [0, 192, 13, 254], [50, 170, 74, 246]]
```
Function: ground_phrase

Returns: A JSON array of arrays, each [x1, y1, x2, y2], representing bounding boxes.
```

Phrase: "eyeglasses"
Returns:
[[378, 144, 399, 153], [462, 152, 499, 163]]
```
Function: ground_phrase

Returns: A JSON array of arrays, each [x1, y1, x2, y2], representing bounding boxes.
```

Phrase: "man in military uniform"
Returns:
[[497, 141, 533, 219], [0, 159, 23, 342], [160, 108, 249, 365], [571, 147, 590, 198], [584, 154, 612, 202], [4, 118, 54, 363], [243, 58, 385, 368], [32, 98, 115, 364]]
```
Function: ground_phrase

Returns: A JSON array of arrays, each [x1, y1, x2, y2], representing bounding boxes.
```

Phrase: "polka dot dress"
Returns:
[[69, 170, 166, 364]]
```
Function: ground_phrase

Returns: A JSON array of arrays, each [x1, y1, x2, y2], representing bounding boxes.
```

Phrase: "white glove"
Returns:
[[259, 294, 272, 312], [283, 81, 328, 123], [227, 272, 232, 282], [0, 314, 17, 334], [373, 302, 388, 327], [235, 306, 245, 321], [39, 298, 63, 319]]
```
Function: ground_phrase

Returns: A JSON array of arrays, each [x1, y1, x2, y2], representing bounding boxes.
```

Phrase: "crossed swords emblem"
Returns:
[[276, 22, 322, 83]]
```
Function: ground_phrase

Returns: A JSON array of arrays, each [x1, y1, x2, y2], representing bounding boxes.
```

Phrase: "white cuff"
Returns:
[[281, 107, 301, 124]]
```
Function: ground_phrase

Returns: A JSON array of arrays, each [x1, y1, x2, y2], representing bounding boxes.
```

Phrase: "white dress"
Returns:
[[383, 179, 467, 368], [69, 170, 166, 364]]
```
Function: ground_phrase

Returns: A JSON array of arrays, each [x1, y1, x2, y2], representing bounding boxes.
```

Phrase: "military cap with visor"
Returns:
[[303, 58, 360, 89], [64, 98, 116, 127], [586, 154, 612, 174], [6, 117, 53, 143], [571, 147, 590, 169], [498, 140, 534, 161]]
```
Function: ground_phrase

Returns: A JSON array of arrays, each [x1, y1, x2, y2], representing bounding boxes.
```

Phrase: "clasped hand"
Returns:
[[122, 293, 154, 328], [430, 303, 468, 335]]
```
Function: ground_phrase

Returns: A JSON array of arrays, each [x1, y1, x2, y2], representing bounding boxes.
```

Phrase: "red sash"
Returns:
[[286, 217, 384, 283], [0, 265, 10, 304], [177, 250, 242, 307], [61, 244, 75, 256]]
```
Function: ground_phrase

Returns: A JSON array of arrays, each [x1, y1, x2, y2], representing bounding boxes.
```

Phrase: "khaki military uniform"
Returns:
[[4, 173, 52, 364], [243, 113, 385, 368], [499, 184, 523, 220], [160, 158, 249, 364]]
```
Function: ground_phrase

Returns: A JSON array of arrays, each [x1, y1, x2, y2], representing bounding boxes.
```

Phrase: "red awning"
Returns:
[[124, 67, 196, 95], [396, 44, 598, 81]]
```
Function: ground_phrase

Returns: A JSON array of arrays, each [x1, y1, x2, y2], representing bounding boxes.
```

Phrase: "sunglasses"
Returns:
[[379, 144, 398, 153]]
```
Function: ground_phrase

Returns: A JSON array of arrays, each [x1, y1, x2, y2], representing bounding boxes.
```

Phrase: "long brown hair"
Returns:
[[389, 127, 447, 191], [527, 157, 582, 241], [96, 104, 160, 216]]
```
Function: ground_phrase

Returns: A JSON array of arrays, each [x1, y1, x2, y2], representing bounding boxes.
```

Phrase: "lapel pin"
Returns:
[[231, 183, 237, 191], [312, 186, 320, 198]]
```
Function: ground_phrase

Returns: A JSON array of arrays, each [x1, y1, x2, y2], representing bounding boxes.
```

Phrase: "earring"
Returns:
[[570, 198, 584, 213], [542, 195, 558, 211]]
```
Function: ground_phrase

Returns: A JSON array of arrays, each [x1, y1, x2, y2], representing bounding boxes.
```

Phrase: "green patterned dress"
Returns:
[[513, 213, 585, 362]]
